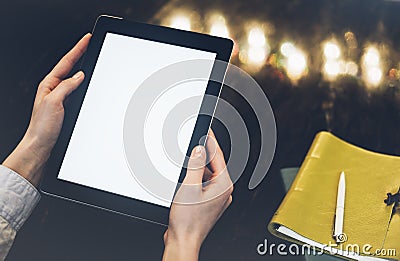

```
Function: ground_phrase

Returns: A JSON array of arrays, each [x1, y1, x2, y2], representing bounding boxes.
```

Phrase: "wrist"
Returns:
[[23, 128, 54, 162], [2, 135, 49, 187], [165, 229, 203, 249], [163, 238, 200, 261]]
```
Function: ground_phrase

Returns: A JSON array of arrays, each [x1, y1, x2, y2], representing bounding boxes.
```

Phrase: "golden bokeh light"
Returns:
[[323, 42, 341, 60], [364, 47, 380, 67], [285, 48, 308, 81], [209, 15, 230, 38], [280, 42, 295, 57], [247, 46, 268, 65], [324, 60, 341, 79], [345, 61, 358, 76], [169, 15, 191, 31], [248, 27, 266, 47], [362, 45, 384, 87]]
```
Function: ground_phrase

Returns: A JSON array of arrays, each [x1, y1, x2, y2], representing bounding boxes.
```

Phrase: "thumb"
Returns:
[[182, 145, 206, 185], [50, 71, 84, 102]]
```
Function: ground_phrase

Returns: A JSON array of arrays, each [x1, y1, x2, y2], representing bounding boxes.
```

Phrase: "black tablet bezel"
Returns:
[[40, 15, 233, 225]]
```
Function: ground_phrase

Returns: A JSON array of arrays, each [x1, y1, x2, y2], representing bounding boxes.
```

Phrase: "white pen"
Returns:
[[333, 171, 346, 243]]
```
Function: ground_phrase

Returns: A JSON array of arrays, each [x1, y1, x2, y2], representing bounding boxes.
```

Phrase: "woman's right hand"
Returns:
[[163, 130, 234, 261]]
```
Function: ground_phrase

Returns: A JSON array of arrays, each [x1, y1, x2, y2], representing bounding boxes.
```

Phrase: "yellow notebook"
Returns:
[[269, 132, 400, 260]]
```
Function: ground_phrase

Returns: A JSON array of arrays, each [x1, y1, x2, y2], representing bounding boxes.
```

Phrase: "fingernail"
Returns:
[[73, 71, 83, 79], [194, 146, 204, 156]]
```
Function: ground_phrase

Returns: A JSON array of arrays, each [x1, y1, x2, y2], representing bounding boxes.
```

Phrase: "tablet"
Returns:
[[40, 15, 233, 225]]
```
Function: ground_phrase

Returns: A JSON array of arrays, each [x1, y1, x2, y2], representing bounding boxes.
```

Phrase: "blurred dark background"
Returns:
[[1, 0, 400, 260]]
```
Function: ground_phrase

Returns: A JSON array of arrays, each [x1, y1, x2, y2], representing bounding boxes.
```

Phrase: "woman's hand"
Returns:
[[163, 130, 234, 261], [2, 33, 91, 186]]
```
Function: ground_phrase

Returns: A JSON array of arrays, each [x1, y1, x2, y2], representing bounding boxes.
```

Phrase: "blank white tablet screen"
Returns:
[[57, 33, 216, 208]]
